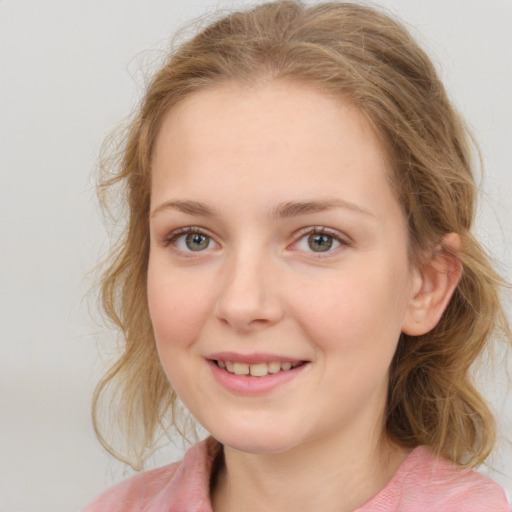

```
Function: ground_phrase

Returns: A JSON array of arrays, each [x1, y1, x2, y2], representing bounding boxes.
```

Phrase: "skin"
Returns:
[[147, 81, 459, 512]]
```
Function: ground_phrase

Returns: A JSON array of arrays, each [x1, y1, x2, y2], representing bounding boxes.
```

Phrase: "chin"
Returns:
[[218, 437, 296, 455], [208, 423, 301, 455]]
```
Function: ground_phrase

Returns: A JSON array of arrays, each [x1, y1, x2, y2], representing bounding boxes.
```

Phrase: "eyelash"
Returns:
[[163, 226, 350, 257], [291, 226, 350, 257], [163, 226, 218, 253]]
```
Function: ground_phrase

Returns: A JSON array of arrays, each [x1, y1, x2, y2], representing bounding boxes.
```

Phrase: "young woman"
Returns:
[[84, 1, 511, 510]]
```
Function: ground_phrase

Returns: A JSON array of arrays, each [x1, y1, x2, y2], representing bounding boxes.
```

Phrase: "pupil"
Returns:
[[308, 233, 332, 252], [186, 233, 209, 251]]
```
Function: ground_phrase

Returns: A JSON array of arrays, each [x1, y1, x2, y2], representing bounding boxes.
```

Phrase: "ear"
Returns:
[[402, 233, 462, 336]]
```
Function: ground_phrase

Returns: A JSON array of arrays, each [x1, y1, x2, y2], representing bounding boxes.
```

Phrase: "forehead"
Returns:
[[151, 81, 398, 219], [154, 80, 383, 162]]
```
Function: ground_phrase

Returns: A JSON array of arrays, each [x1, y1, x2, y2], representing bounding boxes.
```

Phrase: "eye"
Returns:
[[293, 228, 345, 254], [181, 232, 211, 251], [306, 233, 337, 252], [167, 228, 218, 253]]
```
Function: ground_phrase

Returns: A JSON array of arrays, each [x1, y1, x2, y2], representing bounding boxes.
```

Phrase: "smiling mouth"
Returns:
[[214, 360, 305, 377]]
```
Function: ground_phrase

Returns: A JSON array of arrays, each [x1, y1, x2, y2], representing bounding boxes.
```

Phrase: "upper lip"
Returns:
[[207, 352, 306, 364]]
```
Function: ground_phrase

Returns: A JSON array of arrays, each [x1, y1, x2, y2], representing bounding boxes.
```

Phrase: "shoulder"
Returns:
[[82, 461, 181, 511], [359, 446, 510, 512], [82, 437, 220, 512]]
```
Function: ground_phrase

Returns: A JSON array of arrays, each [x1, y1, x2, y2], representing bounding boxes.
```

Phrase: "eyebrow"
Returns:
[[269, 198, 374, 219], [150, 197, 374, 219], [151, 200, 216, 218]]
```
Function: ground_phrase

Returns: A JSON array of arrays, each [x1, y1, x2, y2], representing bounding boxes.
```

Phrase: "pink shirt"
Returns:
[[83, 437, 510, 511]]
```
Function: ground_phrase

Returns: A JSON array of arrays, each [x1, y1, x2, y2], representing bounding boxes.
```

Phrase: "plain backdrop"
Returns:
[[1, 1, 511, 511]]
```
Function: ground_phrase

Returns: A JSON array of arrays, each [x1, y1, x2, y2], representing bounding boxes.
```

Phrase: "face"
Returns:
[[148, 81, 421, 454]]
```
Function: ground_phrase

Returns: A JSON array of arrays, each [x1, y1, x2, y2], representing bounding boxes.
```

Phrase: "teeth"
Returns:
[[249, 363, 268, 377], [216, 360, 302, 377], [267, 361, 281, 374], [233, 362, 249, 375]]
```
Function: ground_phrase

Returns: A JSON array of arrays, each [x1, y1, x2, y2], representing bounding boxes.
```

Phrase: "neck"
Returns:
[[211, 427, 407, 512]]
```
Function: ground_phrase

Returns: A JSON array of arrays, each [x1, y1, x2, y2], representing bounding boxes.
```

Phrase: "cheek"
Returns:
[[292, 263, 410, 358], [147, 262, 212, 350], [147, 262, 217, 403]]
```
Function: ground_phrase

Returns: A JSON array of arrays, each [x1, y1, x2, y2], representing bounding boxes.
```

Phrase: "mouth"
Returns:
[[207, 354, 310, 393], [213, 359, 306, 377]]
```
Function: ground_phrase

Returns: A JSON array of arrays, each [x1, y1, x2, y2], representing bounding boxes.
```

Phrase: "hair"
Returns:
[[93, 0, 510, 470]]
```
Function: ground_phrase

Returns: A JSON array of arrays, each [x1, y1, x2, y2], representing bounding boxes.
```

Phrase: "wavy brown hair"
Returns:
[[93, 0, 510, 469]]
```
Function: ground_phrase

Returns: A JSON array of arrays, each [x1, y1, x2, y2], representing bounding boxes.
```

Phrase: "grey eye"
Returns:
[[185, 233, 211, 251], [307, 233, 334, 252]]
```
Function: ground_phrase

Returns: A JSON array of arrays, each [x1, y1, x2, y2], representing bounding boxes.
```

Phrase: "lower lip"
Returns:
[[207, 360, 309, 394]]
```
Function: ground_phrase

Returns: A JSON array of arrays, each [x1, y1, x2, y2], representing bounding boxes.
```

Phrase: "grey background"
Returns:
[[1, 1, 511, 510]]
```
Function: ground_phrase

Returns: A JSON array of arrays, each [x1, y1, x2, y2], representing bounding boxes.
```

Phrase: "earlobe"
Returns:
[[402, 233, 462, 336]]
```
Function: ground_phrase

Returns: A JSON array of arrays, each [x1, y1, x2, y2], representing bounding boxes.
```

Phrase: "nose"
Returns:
[[214, 251, 284, 332]]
